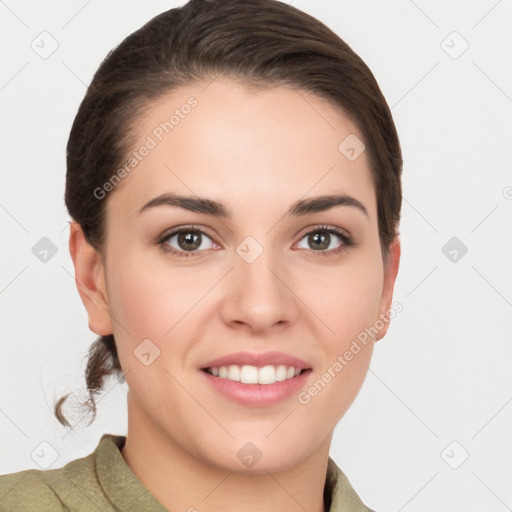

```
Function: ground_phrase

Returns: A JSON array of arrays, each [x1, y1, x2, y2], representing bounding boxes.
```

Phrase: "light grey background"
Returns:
[[1, 1, 511, 511]]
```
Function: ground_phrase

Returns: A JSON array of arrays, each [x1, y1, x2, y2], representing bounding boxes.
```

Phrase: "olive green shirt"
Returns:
[[0, 434, 375, 511]]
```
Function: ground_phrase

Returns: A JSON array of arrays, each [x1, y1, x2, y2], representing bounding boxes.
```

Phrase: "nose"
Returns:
[[220, 245, 298, 334]]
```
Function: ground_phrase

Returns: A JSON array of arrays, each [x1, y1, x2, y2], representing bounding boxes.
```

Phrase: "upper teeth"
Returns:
[[208, 365, 301, 384]]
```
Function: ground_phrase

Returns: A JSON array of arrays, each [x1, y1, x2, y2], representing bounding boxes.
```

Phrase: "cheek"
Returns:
[[297, 268, 379, 423], [105, 247, 184, 347], [106, 258, 195, 403], [305, 345, 373, 430], [110, 270, 165, 337], [301, 254, 384, 346], [105, 247, 216, 373], [300, 255, 383, 421]]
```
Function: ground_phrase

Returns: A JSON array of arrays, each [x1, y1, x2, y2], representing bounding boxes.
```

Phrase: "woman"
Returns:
[[0, 0, 401, 510]]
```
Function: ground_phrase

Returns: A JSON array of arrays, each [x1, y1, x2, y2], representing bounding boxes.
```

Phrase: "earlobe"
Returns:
[[375, 236, 401, 341], [68, 221, 113, 336]]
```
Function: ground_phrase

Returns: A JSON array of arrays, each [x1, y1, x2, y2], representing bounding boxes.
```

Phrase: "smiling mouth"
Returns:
[[203, 364, 309, 385]]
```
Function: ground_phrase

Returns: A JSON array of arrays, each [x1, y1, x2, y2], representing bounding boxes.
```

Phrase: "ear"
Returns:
[[68, 221, 113, 336], [375, 236, 401, 341]]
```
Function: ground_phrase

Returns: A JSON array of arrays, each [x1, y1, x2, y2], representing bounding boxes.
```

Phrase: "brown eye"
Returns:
[[297, 228, 350, 253], [176, 231, 202, 251], [161, 228, 216, 255], [307, 231, 331, 250]]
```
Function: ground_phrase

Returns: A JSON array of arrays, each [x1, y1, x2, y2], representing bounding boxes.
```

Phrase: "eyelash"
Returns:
[[156, 224, 356, 258]]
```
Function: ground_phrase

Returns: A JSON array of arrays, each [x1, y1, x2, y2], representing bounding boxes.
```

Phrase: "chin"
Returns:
[[195, 433, 314, 475]]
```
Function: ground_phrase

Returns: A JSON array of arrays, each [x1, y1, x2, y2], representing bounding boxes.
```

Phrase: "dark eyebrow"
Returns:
[[134, 193, 368, 219]]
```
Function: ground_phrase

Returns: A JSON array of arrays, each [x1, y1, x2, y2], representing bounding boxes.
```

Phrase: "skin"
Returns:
[[69, 78, 400, 512]]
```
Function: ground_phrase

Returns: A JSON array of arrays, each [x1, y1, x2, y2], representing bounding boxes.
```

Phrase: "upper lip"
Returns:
[[201, 351, 311, 370]]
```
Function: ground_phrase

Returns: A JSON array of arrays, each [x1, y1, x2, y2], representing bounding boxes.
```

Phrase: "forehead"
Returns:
[[106, 78, 376, 222]]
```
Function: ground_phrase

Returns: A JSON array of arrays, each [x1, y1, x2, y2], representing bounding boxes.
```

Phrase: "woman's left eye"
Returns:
[[296, 227, 354, 255]]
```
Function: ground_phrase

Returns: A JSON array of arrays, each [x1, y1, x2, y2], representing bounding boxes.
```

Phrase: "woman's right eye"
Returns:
[[159, 228, 217, 257]]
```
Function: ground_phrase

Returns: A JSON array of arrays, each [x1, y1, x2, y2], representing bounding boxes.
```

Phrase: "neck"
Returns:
[[121, 392, 331, 512]]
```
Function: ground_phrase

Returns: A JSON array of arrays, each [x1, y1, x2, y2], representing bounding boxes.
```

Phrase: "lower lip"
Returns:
[[201, 369, 311, 406]]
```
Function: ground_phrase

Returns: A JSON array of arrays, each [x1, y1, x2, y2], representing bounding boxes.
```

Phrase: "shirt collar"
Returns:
[[95, 433, 168, 511], [325, 457, 375, 511]]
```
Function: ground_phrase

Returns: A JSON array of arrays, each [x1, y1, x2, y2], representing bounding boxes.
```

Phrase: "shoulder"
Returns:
[[0, 468, 67, 511], [0, 436, 119, 511]]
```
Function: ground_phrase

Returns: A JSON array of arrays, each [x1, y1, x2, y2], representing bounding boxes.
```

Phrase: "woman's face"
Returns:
[[87, 78, 399, 472]]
